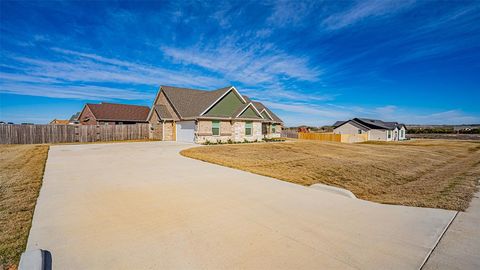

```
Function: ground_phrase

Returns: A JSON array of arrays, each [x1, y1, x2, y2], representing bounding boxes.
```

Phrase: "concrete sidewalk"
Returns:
[[423, 190, 480, 270], [27, 142, 456, 269]]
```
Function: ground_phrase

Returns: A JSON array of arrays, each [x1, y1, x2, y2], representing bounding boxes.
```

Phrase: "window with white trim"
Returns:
[[212, 120, 220, 136], [245, 121, 253, 136]]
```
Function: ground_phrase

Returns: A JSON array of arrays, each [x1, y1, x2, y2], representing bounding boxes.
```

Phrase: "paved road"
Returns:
[[27, 142, 456, 269], [423, 190, 480, 270]]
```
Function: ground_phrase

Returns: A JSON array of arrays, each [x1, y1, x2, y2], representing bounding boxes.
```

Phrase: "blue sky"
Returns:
[[1, 0, 479, 126]]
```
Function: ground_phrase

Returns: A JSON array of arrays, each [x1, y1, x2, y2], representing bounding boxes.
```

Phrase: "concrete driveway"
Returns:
[[27, 142, 456, 269]]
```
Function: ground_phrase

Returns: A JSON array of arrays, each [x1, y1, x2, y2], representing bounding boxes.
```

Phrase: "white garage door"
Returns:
[[176, 121, 195, 143]]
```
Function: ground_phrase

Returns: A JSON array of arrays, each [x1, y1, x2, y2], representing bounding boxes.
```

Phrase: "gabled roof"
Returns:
[[155, 85, 283, 123], [334, 118, 405, 131], [355, 118, 392, 129], [200, 86, 247, 116], [161, 86, 231, 118], [333, 120, 346, 128], [235, 103, 263, 119], [252, 101, 283, 123], [69, 112, 80, 122], [86, 102, 150, 122], [154, 104, 173, 120], [355, 118, 406, 130]]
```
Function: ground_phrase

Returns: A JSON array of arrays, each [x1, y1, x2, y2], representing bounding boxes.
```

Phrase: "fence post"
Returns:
[[75, 125, 79, 142], [96, 125, 100, 142]]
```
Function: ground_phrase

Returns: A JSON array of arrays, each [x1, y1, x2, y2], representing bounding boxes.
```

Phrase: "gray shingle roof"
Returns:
[[86, 102, 150, 121], [333, 120, 346, 127], [161, 86, 230, 118], [336, 118, 405, 130], [252, 101, 283, 123], [232, 103, 251, 118], [158, 86, 283, 123], [154, 104, 173, 119], [69, 112, 80, 122]]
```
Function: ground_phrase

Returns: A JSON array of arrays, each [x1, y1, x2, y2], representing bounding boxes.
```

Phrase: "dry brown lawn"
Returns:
[[181, 139, 480, 211], [0, 145, 49, 269]]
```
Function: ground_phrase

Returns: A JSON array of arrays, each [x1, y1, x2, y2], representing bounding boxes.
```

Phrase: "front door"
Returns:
[[262, 123, 268, 135]]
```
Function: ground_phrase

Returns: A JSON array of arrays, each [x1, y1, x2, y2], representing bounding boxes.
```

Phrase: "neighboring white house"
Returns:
[[333, 118, 407, 141]]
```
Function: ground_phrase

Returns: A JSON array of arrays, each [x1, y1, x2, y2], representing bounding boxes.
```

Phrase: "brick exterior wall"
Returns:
[[149, 112, 163, 140], [196, 120, 263, 143], [164, 121, 175, 141], [252, 122, 262, 141], [150, 119, 282, 142], [265, 124, 282, 139], [196, 120, 230, 144], [148, 112, 175, 141], [148, 91, 180, 141], [155, 91, 179, 121], [197, 120, 212, 136], [78, 105, 98, 125], [220, 121, 232, 136]]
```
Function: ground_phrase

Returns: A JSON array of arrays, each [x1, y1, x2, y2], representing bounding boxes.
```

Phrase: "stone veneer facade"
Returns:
[[150, 119, 281, 143], [196, 120, 265, 144], [149, 112, 175, 141]]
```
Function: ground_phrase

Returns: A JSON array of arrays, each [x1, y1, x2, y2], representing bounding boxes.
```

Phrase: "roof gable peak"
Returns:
[[236, 102, 263, 118], [200, 86, 246, 116]]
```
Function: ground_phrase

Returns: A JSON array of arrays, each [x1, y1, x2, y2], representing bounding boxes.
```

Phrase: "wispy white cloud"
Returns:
[[0, 82, 150, 100], [254, 98, 479, 126], [322, 0, 416, 30], [267, 0, 316, 27], [0, 48, 228, 100], [162, 41, 321, 84], [375, 108, 480, 125], [349, 105, 480, 125], [242, 87, 335, 103], [321, 4, 480, 72], [261, 100, 351, 119]]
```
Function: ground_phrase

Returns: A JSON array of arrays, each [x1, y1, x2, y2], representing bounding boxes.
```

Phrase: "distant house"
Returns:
[[297, 126, 310, 133], [147, 85, 283, 143], [49, 119, 70, 125], [78, 102, 150, 125], [333, 118, 406, 141], [68, 112, 81, 124]]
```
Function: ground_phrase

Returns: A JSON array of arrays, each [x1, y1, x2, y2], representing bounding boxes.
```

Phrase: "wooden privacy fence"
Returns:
[[281, 130, 298, 139], [0, 124, 150, 144], [298, 132, 368, 143], [298, 132, 342, 142]]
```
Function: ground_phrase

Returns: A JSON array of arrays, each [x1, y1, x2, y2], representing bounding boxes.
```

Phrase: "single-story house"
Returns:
[[147, 85, 283, 143], [78, 102, 150, 125], [333, 118, 406, 141]]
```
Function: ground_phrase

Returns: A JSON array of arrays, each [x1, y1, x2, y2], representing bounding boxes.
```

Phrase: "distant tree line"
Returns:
[[285, 126, 334, 133], [458, 129, 480, 134], [408, 128, 480, 134]]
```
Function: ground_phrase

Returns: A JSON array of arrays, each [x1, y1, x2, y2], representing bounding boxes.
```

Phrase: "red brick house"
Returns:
[[78, 102, 150, 125]]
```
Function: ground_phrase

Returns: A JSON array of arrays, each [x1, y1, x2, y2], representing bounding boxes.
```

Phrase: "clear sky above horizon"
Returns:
[[1, 0, 479, 126]]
